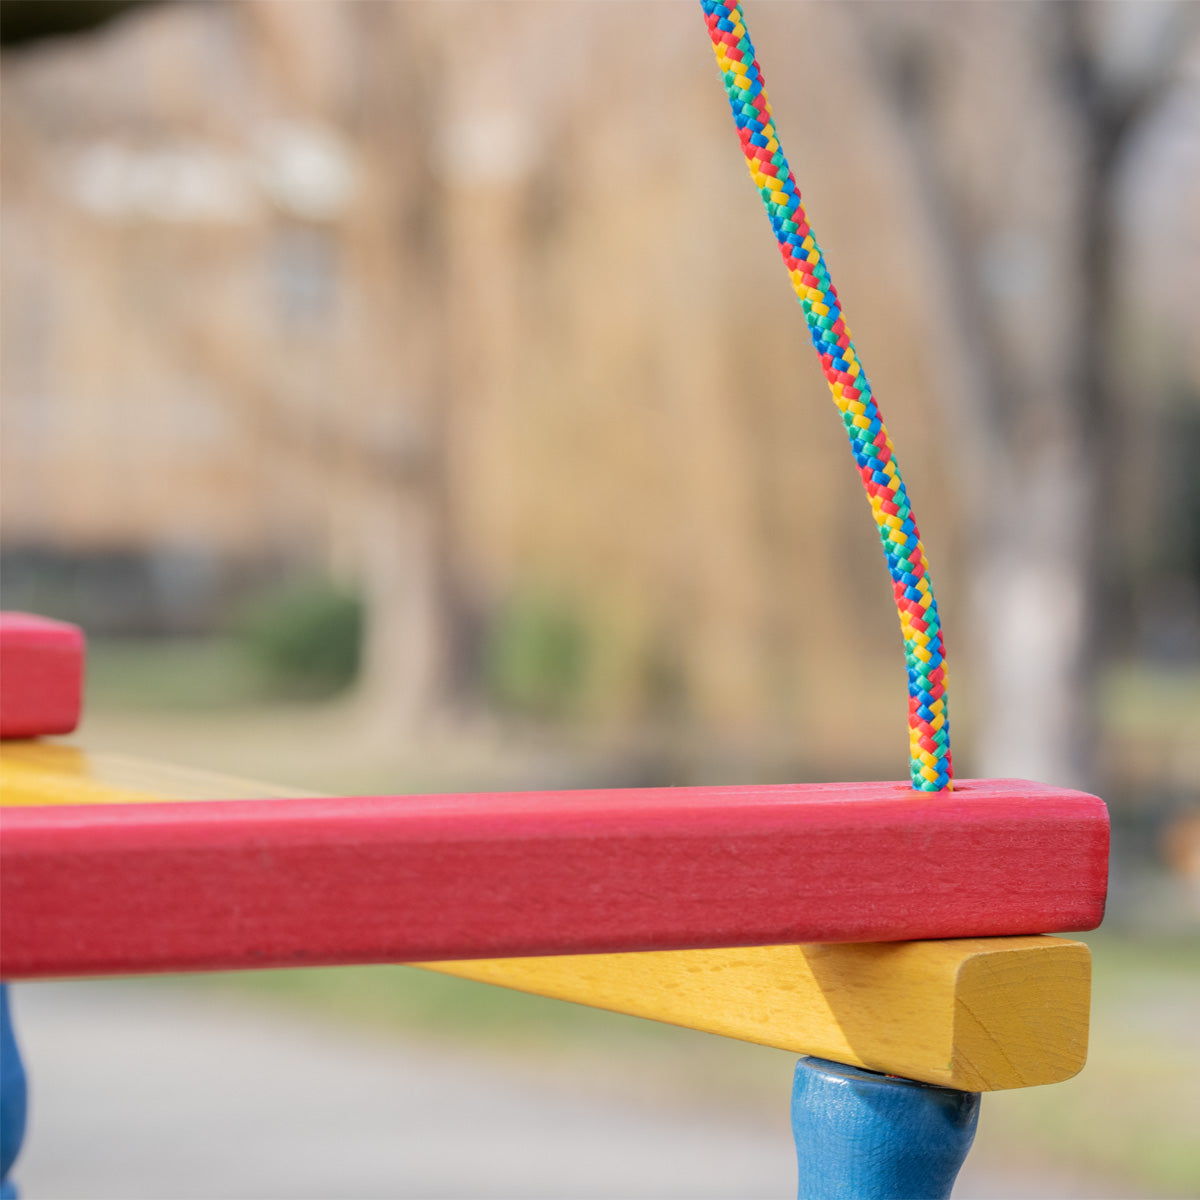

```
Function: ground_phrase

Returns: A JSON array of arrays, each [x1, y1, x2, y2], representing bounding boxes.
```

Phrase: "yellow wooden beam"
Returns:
[[420, 936, 1090, 1092], [0, 740, 309, 806]]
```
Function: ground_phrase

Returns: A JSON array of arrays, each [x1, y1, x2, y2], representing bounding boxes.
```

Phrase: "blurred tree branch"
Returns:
[[0, 1, 153, 49]]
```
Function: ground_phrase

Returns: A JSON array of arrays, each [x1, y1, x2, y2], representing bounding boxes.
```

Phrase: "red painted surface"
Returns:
[[0, 614, 85, 740], [0, 779, 1109, 978]]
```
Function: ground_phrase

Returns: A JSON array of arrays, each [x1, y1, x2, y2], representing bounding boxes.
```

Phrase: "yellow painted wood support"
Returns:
[[420, 936, 1091, 1092], [0, 741, 308, 806]]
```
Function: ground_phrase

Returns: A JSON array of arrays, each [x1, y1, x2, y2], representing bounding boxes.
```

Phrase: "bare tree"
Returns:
[[857, 0, 1196, 787]]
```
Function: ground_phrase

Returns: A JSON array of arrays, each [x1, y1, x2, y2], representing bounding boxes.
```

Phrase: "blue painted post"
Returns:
[[0, 986, 27, 1200], [792, 1057, 979, 1200]]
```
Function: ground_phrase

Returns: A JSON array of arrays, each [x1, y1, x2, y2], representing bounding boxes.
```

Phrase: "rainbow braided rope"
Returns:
[[701, 0, 952, 791]]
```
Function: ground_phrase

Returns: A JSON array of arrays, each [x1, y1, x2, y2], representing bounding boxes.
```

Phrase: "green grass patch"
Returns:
[[85, 638, 271, 712], [85, 580, 364, 712], [1099, 664, 1200, 739]]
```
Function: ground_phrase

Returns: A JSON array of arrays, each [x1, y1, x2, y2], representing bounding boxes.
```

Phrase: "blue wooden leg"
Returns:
[[792, 1056, 979, 1200], [0, 986, 28, 1200]]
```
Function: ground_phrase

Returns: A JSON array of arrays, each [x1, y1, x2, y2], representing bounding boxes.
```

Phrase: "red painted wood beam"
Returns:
[[0, 614, 85, 740], [0, 779, 1108, 979]]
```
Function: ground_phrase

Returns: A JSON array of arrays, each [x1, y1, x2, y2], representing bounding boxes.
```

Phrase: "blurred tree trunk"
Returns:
[[334, 4, 455, 736], [861, 1, 1190, 787]]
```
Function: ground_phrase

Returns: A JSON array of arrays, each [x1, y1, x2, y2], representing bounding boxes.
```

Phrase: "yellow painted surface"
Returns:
[[421, 937, 1091, 1091], [0, 740, 311, 806]]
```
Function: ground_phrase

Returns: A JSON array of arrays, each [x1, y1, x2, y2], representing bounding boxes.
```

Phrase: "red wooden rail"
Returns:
[[1, 778, 1108, 978], [0, 614, 84, 739]]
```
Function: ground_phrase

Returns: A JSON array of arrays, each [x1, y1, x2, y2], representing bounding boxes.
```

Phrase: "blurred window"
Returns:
[[268, 225, 338, 331]]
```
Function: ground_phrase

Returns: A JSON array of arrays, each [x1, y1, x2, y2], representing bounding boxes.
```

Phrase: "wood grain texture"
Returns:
[[0, 614, 84, 740], [791, 1057, 979, 1199], [421, 936, 1090, 1091], [0, 746, 1108, 978]]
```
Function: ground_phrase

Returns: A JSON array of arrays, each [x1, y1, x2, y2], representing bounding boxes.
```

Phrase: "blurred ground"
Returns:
[[12, 980, 794, 1200], [10, 968, 1186, 1200]]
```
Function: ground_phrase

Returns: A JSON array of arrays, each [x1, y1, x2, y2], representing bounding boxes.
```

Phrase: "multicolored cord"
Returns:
[[700, 0, 952, 791]]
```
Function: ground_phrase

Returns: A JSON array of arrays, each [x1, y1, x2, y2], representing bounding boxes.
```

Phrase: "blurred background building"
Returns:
[[2, 4, 1199, 1193]]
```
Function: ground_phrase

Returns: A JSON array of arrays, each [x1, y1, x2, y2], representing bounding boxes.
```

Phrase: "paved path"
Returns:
[[6, 981, 1125, 1199]]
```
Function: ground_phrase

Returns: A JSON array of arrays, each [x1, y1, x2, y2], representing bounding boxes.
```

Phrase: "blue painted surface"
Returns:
[[791, 1056, 979, 1200], [1, 985, 27, 1200]]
